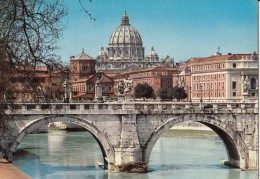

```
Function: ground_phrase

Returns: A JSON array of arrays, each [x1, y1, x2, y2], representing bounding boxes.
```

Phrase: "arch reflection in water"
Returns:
[[13, 130, 256, 179]]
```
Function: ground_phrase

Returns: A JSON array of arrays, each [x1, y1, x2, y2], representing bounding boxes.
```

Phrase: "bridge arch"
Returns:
[[10, 115, 115, 170], [143, 114, 248, 169]]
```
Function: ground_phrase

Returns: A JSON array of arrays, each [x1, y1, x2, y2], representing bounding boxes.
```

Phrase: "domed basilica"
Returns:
[[96, 11, 174, 72]]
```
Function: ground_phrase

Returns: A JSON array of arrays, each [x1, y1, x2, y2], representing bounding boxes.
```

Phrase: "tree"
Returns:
[[172, 86, 187, 100], [156, 87, 175, 101], [156, 86, 188, 101], [0, 0, 67, 161], [134, 83, 154, 99], [0, 0, 67, 68]]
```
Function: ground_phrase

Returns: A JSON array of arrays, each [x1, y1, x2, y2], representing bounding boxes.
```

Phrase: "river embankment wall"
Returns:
[[0, 157, 31, 179]]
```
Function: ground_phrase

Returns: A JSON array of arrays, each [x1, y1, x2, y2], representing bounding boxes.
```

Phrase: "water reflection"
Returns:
[[13, 130, 257, 179]]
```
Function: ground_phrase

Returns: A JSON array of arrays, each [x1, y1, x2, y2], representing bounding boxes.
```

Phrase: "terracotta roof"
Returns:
[[104, 72, 120, 78], [190, 54, 258, 64], [119, 66, 178, 75], [71, 51, 95, 60], [16, 65, 48, 72], [71, 76, 92, 83]]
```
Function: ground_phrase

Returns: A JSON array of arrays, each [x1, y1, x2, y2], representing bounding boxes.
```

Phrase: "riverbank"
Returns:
[[0, 157, 31, 179], [162, 128, 216, 138]]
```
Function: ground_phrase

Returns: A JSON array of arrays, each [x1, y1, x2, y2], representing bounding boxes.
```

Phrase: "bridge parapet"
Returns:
[[6, 102, 257, 115]]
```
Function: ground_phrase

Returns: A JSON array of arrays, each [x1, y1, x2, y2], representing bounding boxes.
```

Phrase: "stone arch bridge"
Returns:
[[2, 102, 258, 171]]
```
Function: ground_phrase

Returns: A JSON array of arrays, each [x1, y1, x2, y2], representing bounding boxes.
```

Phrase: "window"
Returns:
[[252, 92, 255, 97], [251, 78, 256, 89], [82, 64, 88, 71], [88, 85, 93, 92], [232, 81, 236, 89], [233, 63, 236, 68], [163, 79, 166, 84], [233, 92, 236, 97]]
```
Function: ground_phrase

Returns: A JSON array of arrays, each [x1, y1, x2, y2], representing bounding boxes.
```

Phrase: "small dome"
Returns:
[[109, 11, 143, 46], [148, 47, 158, 57], [98, 47, 108, 57]]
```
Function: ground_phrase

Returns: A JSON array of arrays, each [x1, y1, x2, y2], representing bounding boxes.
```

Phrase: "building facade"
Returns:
[[11, 66, 65, 101], [114, 66, 178, 96], [187, 52, 258, 102], [70, 50, 96, 81]]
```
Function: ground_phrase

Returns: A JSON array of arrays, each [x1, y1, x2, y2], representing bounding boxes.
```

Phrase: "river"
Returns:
[[13, 130, 257, 179]]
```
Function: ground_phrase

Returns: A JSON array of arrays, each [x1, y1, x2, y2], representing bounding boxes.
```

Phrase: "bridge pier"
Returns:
[[114, 148, 143, 166], [113, 114, 144, 168]]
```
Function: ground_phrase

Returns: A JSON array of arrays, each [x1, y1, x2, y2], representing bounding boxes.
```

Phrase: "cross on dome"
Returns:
[[121, 11, 130, 25]]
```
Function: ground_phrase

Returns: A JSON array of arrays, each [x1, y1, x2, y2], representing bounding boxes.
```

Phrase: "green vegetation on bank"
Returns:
[[162, 129, 216, 138]]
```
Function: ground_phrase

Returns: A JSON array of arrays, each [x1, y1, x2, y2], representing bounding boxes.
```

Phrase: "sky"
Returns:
[[57, 0, 258, 63]]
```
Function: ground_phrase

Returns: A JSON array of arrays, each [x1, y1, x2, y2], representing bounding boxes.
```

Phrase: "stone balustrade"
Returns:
[[7, 102, 257, 115]]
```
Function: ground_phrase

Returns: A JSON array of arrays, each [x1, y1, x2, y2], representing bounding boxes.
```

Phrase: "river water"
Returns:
[[13, 130, 257, 179]]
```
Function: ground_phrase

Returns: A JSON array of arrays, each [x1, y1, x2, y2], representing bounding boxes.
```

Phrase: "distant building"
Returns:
[[96, 12, 174, 72], [70, 50, 96, 80], [70, 72, 114, 100], [114, 66, 178, 95], [173, 60, 192, 101], [185, 51, 258, 102], [11, 66, 64, 101]]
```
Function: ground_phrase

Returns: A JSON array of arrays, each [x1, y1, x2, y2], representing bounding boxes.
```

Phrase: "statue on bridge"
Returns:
[[117, 78, 133, 102], [117, 78, 133, 95], [124, 78, 133, 95], [118, 80, 125, 95]]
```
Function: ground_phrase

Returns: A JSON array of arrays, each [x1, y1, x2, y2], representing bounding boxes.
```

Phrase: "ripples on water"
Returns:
[[13, 130, 257, 179]]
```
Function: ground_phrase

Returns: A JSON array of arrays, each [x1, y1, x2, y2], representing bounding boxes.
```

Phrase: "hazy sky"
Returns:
[[57, 0, 258, 63]]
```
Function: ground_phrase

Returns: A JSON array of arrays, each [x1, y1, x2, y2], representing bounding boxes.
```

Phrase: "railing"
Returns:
[[6, 102, 258, 115]]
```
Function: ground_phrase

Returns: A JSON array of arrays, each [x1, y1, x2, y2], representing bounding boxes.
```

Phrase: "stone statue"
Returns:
[[250, 51, 257, 60], [96, 71, 102, 83], [243, 76, 249, 93], [118, 80, 125, 95], [124, 78, 133, 95]]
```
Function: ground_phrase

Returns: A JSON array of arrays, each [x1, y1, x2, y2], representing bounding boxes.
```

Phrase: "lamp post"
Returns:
[[200, 84, 203, 102], [208, 80, 210, 102], [187, 85, 191, 102], [189, 86, 192, 102], [63, 79, 70, 103]]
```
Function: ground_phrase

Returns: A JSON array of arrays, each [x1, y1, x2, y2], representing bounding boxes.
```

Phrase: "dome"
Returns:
[[109, 11, 142, 46], [98, 47, 108, 57], [148, 47, 158, 57]]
